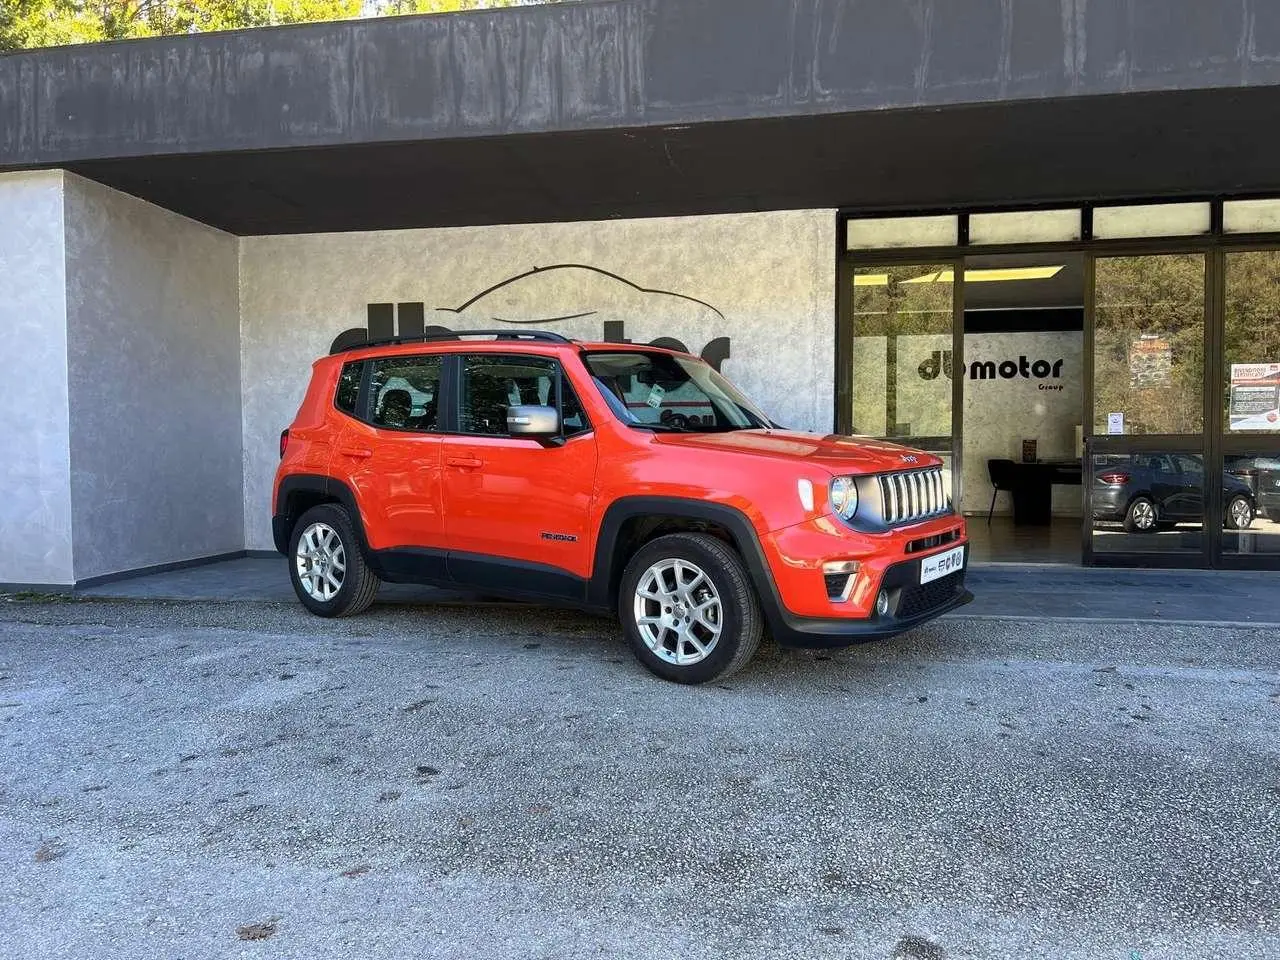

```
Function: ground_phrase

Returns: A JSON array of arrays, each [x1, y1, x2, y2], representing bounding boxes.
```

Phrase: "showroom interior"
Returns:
[[839, 203, 1280, 569]]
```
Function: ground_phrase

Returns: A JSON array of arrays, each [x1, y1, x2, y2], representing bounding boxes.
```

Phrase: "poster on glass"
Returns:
[[1229, 363, 1280, 431]]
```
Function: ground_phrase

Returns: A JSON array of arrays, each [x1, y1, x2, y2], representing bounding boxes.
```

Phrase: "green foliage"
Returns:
[[0, 0, 552, 51]]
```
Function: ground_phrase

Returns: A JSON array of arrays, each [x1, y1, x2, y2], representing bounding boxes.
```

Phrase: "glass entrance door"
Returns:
[[848, 262, 961, 502], [1086, 253, 1210, 564]]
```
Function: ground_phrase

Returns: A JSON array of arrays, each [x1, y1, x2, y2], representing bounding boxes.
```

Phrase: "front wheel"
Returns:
[[618, 533, 764, 684], [1225, 495, 1254, 530], [288, 504, 380, 617]]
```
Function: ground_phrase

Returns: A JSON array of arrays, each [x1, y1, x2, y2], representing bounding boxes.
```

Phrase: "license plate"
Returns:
[[920, 545, 965, 584]]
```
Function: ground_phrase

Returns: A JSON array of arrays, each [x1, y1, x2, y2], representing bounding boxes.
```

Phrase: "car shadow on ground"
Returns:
[[361, 595, 963, 694]]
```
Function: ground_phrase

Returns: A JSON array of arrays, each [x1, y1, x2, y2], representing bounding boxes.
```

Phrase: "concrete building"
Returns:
[[3, 0, 1280, 586]]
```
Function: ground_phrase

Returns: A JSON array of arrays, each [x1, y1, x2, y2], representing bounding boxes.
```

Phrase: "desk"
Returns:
[[1007, 458, 1083, 526]]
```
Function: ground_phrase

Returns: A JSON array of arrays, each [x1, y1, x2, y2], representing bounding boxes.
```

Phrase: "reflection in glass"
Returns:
[[1093, 255, 1205, 435], [1224, 454, 1280, 554], [1224, 252, 1280, 434], [851, 265, 953, 448], [1090, 452, 1204, 554]]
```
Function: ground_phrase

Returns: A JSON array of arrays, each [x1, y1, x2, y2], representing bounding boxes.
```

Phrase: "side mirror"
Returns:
[[507, 404, 560, 440]]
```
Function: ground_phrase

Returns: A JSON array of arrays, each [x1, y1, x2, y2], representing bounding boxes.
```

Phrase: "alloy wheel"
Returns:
[[295, 521, 346, 602], [1230, 497, 1253, 529], [633, 559, 723, 666], [1131, 500, 1156, 531]]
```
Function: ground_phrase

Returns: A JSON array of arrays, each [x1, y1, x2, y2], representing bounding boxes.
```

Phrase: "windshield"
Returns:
[[583, 351, 774, 432]]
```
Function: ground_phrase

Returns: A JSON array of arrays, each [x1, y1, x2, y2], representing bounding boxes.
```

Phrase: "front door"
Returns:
[[440, 353, 597, 596]]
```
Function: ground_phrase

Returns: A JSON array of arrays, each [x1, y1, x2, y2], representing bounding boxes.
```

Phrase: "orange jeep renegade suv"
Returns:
[[273, 330, 971, 684]]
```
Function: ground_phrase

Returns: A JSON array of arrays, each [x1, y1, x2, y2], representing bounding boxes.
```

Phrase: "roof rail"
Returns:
[[331, 329, 571, 354]]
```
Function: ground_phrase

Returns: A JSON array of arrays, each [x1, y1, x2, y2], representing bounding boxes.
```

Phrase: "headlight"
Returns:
[[829, 476, 858, 519]]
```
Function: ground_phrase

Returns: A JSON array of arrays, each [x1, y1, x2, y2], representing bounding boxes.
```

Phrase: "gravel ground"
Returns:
[[0, 597, 1277, 960]]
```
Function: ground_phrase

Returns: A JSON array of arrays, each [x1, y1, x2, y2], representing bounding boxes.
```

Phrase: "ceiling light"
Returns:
[[853, 266, 1065, 286]]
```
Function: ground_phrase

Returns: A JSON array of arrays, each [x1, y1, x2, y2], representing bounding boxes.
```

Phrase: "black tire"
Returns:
[[618, 532, 764, 685], [287, 503, 380, 617], [1225, 495, 1254, 531], [1122, 496, 1158, 534]]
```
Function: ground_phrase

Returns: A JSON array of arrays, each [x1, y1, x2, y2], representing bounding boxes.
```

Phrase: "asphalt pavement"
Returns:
[[0, 598, 1277, 960]]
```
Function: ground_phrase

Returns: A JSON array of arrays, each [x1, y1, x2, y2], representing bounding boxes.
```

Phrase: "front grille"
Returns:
[[896, 574, 965, 619], [877, 467, 948, 525], [905, 528, 960, 555]]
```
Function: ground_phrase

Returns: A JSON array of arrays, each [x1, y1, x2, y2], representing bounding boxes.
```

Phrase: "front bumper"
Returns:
[[771, 553, 972, 648], [758, 513, 971, 648]]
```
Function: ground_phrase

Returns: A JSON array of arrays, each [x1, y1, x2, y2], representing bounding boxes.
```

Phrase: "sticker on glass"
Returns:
[[646, 384, 666, 409]]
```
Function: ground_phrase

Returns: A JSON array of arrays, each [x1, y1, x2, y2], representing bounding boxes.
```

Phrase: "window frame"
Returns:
[[450, 352, 592, 441], [580, 349, 774, 433], [333, 359, 365, 419], [361, 353, 447, 434]]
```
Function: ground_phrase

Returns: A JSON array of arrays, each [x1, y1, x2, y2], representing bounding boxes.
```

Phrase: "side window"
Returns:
[[335, 361, 362, 416], [459, 355, 590, 437], [367, 356, 442, 431], [1174, 454, 1204, 476]]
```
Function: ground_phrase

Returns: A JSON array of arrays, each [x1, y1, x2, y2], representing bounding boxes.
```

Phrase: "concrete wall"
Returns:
[[0, 171, 73, 585], [239, 210, 836, 550], [8, 0, 1280, 167], [63, 174, 242, 581]]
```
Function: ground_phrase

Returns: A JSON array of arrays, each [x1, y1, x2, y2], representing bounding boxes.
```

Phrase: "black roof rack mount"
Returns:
[[333, 329, 571, 354]]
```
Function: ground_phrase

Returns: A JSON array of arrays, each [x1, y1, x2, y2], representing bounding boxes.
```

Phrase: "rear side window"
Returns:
[[335, 361, 362, 415], [368, 356, 443, 431], [459, 354, 589, 438]]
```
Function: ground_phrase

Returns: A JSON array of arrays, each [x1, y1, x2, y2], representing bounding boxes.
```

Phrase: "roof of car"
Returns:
[[329, 336, 694, 363]]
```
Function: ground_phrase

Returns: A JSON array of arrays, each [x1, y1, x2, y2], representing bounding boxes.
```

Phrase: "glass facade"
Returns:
[[841, 204, 1280, 569], [1223, 250, 1280, 557], [1090, 451, 1204, 554], [850, 264, 954, 447], [1092, 254, 1205, 437], [1224, 252, 1280, 435]]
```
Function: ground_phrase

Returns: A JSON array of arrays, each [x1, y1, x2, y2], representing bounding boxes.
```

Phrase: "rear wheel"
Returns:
[[288, 504, 380, 617], [1123, 496, 1158, 534], [618, 533, 763, 685]]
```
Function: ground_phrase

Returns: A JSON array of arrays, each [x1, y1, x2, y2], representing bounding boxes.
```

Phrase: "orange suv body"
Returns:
[[273, 331, 970, 682]]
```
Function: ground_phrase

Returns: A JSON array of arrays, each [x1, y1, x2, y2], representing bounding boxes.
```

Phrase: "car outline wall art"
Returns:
[[330, 264, 732, 370]]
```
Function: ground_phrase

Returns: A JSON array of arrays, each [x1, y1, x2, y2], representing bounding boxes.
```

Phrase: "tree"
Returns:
[[0, 0, 557, 51]]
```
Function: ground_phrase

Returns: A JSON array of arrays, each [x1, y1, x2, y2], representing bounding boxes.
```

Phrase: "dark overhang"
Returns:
[[4, 0, 1280, 234]]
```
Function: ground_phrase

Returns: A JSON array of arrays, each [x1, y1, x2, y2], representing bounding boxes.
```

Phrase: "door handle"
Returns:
[[339, 447, 373, 459], [446, 456, 484, 469]]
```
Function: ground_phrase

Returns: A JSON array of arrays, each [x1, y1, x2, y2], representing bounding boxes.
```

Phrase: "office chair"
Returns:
[[987, 459, 1018, 525]]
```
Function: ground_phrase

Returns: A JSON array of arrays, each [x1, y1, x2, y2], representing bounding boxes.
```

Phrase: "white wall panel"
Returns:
[[63, 174, 242, 580], [0, 171, 73, 585]]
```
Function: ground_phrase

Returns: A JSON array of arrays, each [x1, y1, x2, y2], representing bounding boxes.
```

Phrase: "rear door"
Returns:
[[332, 354, 447, 572], [440, 353, 597, 594]]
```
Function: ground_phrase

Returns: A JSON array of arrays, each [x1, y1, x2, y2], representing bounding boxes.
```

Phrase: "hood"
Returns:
[[650, 430, 940, 475]]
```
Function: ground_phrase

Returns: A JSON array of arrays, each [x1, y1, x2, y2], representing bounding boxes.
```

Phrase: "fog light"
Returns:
[[875, 590, 890, 617], [822, 561, 859, 602]]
